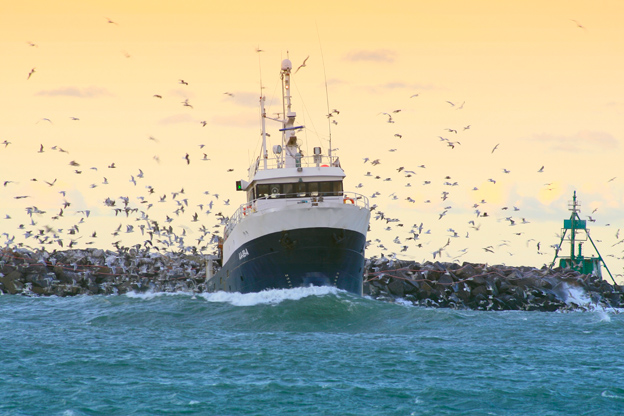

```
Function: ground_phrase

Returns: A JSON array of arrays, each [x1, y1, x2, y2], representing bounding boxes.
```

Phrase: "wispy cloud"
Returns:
[[530, 131, 619, 153], [212, 113, 257, 127], [359, 81, 438, 95], [344, 49, 397, 63], [158, 113, 197, 125], [225, 91, 259, 108], [380, 81, 437, 91], [35, 86, 112, 98]]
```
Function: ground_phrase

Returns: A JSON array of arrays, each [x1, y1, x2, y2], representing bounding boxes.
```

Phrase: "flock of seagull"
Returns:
[[3, 16, 623, 279], [352, 96, 623, 271]]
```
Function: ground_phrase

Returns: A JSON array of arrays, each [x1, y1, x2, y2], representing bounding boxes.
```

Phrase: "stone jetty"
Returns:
[[0, 247, 209, 296], [364, 256, 623, 311], [1, 247, 622, 311]]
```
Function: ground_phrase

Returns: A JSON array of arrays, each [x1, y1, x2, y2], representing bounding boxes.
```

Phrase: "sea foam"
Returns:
[[198, 285, 342, 306]]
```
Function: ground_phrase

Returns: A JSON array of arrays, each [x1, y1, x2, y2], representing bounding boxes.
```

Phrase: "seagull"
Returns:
[[295, 55, 309, 73], [571, 19, 586, 30], [27, 67, 36, 80], [537, 166, 544, 173], [153, 94, 162, 99], [491, 143, 500, 153], [179, 79, 188, 85], [379, 112, 394, 123], [182, 99, 193, 108], [105, 17, 118, 25], [184, 153, 190, 165]]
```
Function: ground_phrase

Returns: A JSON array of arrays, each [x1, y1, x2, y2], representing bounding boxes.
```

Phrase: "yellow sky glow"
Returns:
[[2, 0, 624, 282]]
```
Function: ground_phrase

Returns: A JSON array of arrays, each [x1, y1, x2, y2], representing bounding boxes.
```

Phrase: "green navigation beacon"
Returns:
[[550, 191, 616, 284]]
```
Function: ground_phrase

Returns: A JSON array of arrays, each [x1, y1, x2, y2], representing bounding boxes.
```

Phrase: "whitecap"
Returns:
[[563, 284, 594, 307], [198, 285, 342, 306], [394, 298, 414, 307], [124, 290, 194, 300], [594, 309, 612, 322], [601, 390, 624, 399]]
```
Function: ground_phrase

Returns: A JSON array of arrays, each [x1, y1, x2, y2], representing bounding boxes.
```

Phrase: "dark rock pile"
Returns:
[[2, 247, 622, 311], [0, 247, 209, 296], [363, 257, 623, 311]]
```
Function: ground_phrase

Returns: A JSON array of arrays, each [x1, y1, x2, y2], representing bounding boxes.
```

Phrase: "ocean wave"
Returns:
[[197, 285, 343, 306], [124, 290, 196, 300]]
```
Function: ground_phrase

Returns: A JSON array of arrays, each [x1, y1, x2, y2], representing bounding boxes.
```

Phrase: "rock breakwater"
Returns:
[[364, 257, 623, 311], [0, 247, 208, 296], [1, 247, 622, 311]]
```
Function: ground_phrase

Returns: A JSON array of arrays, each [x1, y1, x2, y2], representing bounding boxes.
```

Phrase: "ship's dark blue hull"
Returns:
[[208, 227, 367, 295]]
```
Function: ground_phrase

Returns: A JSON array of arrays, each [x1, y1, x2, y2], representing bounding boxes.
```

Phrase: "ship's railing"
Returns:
[[248, 154, 340, 178], [223, 191, 369, 239]]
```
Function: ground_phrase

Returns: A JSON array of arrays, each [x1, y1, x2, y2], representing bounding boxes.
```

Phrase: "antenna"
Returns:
[[316, 22, 333, 160], [257, 45, 264, 95], [257, 47, 268, 170]]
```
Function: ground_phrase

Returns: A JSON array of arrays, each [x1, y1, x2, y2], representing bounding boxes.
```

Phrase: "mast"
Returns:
[[280, 58, 303, 169], [260, 96, 267, 170], [259, 57, 305, 170]]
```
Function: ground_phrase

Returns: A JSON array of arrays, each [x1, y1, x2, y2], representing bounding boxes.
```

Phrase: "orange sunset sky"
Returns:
[[2, 1, 624, 282]]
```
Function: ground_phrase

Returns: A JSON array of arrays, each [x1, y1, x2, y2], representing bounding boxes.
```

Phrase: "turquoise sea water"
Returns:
[[1, 287, 623, 415]]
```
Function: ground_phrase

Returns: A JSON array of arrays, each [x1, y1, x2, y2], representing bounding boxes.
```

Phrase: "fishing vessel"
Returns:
[[205, 57, 371, 295]]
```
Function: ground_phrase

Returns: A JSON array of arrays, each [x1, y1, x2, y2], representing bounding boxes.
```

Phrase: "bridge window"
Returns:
[[254, 181, 342, 199], [257, 184, 270, 198], [282, 183, 294, 196], [295, 182, 307, 197], [308, 182, 319, 196]]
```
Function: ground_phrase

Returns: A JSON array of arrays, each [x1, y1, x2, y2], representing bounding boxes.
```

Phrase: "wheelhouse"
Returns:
[[247, 180, 343, 201]]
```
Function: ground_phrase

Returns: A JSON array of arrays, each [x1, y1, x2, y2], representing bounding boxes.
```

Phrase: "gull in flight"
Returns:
[[295, 56, 309, 73]]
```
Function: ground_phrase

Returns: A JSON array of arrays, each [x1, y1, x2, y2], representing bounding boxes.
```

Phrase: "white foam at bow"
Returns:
[[199, 285, 342, 306]]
